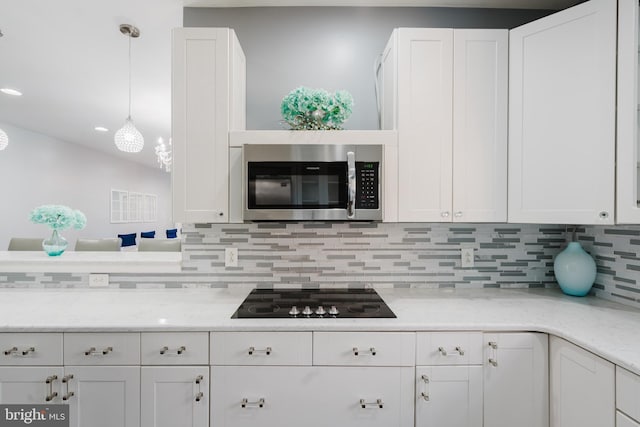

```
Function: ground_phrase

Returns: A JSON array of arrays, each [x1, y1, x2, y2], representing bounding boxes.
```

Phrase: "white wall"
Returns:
[[0, 122, 172, 249]]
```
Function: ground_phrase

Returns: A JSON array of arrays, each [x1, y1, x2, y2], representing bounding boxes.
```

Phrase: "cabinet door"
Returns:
[[508, 0, 617, 224], [396, 28, 453, 222], [415, 366, 482, 427], [452, 29, 507, 222], [172, 28, 231, 223], [64, 366, 140, 427], [550, 336, 614, 427], [484, 333, 548, 427], [211, 366, 413, 427], [141, 366, 209, 427], [616, 0, 640, 223], [0, 367, 63, 404]]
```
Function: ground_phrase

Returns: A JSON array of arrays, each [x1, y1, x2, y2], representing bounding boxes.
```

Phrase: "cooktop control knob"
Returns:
[[289, 306, 300, 316], [328, 305, 339, 316], [302, 306, 313, 316], [315, 306, 326, 316]]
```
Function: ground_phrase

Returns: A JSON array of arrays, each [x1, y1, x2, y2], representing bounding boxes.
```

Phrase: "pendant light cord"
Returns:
[[128, 32, 132, 120]]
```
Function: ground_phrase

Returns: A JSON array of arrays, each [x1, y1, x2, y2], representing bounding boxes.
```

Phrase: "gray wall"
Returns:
[[184, 7, 552, 130], [0, 122, 173, 249]]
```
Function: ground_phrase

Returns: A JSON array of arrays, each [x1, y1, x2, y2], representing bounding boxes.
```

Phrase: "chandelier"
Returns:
[[155, 137, 172, 172], [114, 24, 144, 153]]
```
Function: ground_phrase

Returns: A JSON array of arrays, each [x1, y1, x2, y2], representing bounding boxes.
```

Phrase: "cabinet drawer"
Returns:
[[210, 332, 312, 366], [416, 332, 482, 365], [617, 366, 640, 422], [0, 333, 63, 366], [64, 333, 140, 365], [313, 332, 415, 366], [141, 332, 208, 365]]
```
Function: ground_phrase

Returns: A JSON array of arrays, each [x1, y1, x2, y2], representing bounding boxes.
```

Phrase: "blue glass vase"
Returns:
[[553, 242, 597, 296], [42, 229, 68, 256]]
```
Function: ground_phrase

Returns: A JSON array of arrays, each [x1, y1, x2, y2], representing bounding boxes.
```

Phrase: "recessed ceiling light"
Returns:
[[0, 88, 22, 96], [94, 126, 109, 132]]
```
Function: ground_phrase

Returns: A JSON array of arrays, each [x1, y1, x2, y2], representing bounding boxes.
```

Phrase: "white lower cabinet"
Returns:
[[483, 332, 549, 427], [550, 336, 615, 427], [415, 366, 482, 427], [0, 367, 64, 403], [211, 366, 413, 427], [141, 366, 209, 427], [64, 366, 140, 427]]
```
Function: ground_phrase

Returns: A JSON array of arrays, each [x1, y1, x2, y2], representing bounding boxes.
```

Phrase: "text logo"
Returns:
[[0, 406, 68, 427]]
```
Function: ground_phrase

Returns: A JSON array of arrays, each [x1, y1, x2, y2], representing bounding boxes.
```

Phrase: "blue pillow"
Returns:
[[118, 233, 137, 247], [166, 228, 178, 239], [141, 231, 155, 239]]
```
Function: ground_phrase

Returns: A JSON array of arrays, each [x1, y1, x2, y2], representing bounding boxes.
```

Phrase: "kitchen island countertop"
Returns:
[[1, 287, 639, 375]]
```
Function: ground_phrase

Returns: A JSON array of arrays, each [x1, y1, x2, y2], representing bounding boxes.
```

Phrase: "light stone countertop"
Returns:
[[1, 287, 639, 376]]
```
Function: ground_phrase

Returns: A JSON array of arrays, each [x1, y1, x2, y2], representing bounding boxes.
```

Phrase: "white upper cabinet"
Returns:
[[172, 28, 246, 223], [616, 0, 640, 223], [382, 28, 507, 222], [508, 0, 617, 224]]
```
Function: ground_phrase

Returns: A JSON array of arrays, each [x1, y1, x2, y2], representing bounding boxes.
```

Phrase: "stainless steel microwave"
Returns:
[[243, 144, 383, 221]]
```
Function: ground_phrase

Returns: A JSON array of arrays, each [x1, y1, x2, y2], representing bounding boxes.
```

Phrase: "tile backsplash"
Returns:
[[576, 225, 640, 309], [7, 222, 640, 310]]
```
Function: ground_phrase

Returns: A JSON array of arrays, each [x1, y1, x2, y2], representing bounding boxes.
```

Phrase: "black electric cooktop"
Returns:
[[231, 288, 396, 319]]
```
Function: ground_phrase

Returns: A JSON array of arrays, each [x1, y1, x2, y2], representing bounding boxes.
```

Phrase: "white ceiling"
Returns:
[[0, 0, 576, 169], [0, 0, 183, 168]]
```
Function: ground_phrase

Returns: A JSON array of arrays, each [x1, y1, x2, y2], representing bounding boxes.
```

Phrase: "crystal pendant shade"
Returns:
[[114, 117, 144, 153], [0, 128, 8, 151]]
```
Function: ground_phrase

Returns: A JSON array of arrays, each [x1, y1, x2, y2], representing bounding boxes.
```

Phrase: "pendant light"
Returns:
[[114, 24, 144, 153], [0, 128, 8, 151]]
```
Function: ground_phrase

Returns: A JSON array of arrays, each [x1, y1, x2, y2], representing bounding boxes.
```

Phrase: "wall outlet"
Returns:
[[461, 248, 474, 268], [225, 247, 238, 267], [89, 273, 109, 288]]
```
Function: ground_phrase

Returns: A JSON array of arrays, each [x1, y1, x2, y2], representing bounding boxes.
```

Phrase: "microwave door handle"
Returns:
[[347, 151, 356, 219]]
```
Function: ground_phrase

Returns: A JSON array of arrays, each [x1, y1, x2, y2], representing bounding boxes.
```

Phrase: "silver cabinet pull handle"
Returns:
[[21, 347, 35, 356], [488, 341, 498, 367], [438, 346, 465, 356], [360, 399, 384, 409], [45, 375, 58, 402], [4, 346, 35, 356], [248, 346, 271, 356], [454, 211, 463, 218], [421, 375, 430, 401], [84, 346, 113, 356], [3, 347, 17, 355], [353, 347, 376, 356], [241, 398, 265, 408], [62, 374, 74, 401], [160, 346, 186, 355], [194, 375, 204, 402]]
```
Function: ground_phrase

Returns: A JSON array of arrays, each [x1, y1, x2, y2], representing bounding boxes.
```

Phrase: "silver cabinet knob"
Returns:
[[315, 306, 326, 316], [328, 305, 339, 316], [302, 306, 313, 316], [441, 211, 450, 218], [454, 211, 462, 218], [599, 211, 609, 219]]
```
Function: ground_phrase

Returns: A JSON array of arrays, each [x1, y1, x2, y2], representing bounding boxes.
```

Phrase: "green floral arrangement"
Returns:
[[30, 205, 87, 230], [281, 86, 354, 130]]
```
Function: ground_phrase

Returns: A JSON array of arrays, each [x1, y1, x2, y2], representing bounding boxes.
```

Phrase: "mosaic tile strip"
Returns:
[[0, 222, 564, 291], [576, 225, 640, 309]]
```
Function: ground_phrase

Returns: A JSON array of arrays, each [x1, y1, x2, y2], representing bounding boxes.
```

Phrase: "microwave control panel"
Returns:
[[355, 162, 380, 210]]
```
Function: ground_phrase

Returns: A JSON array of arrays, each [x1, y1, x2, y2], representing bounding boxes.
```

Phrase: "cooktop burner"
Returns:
[[231, 288, 396, 319]]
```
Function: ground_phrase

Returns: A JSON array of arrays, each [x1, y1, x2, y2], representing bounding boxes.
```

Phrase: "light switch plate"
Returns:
[[461, 248, 474, 268], [89, 273, 109, 288], [225, 247, 238, 267]]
